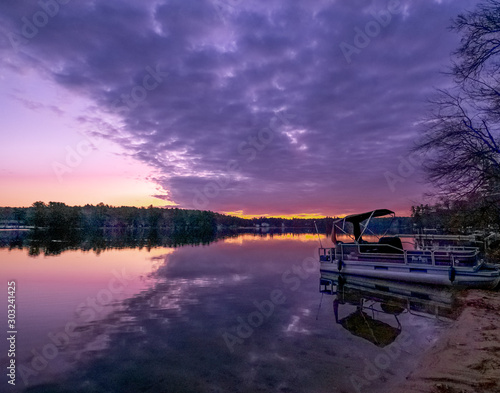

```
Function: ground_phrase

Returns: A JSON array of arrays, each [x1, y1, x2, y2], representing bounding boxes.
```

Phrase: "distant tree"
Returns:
[[147, 205, 162, 228], [12, 208, 25, 224], [92, 202, 108, 228], [32, 201, 47, 228], [0, 207, 13, 227], [47, 202, 70, 232]]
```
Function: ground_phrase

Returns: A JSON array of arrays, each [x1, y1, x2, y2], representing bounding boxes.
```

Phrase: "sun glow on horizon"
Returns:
[[221, 210, 338, 220], [221, 208, 410, 220], [223, 233, 322, 244]]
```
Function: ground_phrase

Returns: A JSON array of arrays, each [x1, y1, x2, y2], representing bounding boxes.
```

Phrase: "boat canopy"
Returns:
[[333, 209, 395, 242], [338, 209, 395, 224]]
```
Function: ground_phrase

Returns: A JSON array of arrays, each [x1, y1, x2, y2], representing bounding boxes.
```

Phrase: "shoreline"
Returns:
[[388, 289, 500, 393]]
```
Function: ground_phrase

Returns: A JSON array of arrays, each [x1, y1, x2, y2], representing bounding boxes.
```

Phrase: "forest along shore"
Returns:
[[389, 289, 500, 393]]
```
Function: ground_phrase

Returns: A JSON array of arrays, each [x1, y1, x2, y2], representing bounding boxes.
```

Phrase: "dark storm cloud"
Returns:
[[0, 0, 478, 215]]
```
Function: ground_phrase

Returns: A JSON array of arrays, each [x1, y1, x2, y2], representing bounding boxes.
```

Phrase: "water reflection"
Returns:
[[334, 295, 403, 347], [0, 233, 461, 393], [22, 234, 327, 392], [0, 228, 319, 256], [320, 273, 459, 348], [0, 228, 220, 256]]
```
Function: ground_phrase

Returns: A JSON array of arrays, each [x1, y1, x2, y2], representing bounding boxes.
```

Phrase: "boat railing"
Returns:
[[420, 245, 477, 252], [319, 243, 479, 268]]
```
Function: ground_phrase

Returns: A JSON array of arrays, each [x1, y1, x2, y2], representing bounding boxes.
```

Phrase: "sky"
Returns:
[[0, 0, 479, 217]]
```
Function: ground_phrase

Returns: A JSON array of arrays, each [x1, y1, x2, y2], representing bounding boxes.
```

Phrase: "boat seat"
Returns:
[[377, 237, 404, 254]]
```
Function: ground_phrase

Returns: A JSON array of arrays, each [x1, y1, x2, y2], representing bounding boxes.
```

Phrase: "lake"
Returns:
[[0, 231, 458, 393]]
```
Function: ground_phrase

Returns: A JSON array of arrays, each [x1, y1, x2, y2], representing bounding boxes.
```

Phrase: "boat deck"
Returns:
[[319, 242, 478, 268]]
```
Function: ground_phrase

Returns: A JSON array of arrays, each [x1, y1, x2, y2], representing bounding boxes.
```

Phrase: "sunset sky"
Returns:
[[0, 0, 477, 217]]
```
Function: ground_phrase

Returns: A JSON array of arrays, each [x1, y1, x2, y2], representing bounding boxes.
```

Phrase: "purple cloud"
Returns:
[[0, 0, 478, 215]]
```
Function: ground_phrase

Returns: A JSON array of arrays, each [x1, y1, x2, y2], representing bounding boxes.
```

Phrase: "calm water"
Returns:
[[0, 232, 458, 393]]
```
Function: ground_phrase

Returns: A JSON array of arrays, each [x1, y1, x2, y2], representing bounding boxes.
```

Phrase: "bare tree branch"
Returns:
[[414, 1, 500, 205]]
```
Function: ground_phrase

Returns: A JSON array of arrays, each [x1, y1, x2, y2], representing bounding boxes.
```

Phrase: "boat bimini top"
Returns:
[[332, 209, 395, 243]]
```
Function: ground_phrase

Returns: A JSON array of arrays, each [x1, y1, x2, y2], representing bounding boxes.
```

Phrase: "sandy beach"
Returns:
[[389, 289, 500, 393]]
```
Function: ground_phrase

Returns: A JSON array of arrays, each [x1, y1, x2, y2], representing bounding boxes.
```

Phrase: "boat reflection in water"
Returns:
[[319, 272, 459, 347]]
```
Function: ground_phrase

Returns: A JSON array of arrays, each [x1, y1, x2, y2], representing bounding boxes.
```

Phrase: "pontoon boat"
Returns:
[[319, 209, 500, 289]]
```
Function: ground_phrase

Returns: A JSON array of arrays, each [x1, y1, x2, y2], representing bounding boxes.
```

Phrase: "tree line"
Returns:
[[411, 199, 499, 234], [0, 201, 339, 233]]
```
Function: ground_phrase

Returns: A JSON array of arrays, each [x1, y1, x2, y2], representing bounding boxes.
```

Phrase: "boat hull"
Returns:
[[320, 260, 500, 289]]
